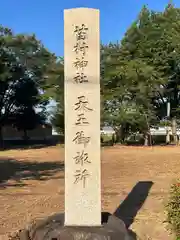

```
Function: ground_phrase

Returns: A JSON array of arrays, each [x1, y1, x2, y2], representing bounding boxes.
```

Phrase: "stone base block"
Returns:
[[11, 213, 135, 240]]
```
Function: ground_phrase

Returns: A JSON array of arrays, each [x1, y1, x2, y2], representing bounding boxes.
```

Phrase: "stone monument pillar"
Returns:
[[64, 7, 101, 226]]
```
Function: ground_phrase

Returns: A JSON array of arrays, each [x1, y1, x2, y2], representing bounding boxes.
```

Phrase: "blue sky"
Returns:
[[1, 0, 180, 57]]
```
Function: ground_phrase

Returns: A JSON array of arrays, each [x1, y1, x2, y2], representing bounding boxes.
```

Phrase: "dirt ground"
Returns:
[[0, 145, 179, 240]]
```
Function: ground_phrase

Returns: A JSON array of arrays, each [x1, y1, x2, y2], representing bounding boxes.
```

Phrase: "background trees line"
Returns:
[[0, 25, 56, 146], [53, 4, 180, 145], [101, 4, 180, 145], [1, 3, 180, 146]]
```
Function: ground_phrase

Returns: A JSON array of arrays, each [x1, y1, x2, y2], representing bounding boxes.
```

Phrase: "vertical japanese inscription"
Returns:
[[73, 24, 89, 83], [72, 23, 91, 187], [73, 95, 93, 188]]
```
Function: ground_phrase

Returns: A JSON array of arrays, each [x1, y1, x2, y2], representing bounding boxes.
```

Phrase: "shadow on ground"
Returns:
[[0, 158, 64, 189], [103, 181, 153, 239], [0, 137, 63, 151], [114, 181, 153, 228]]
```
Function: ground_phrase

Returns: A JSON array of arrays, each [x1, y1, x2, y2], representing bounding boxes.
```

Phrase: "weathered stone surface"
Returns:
[[64, 8, 101, 226], [10, 213, 136, 240]]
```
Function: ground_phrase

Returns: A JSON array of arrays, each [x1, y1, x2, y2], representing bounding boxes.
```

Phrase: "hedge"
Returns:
[[166, 179, 180, 239]]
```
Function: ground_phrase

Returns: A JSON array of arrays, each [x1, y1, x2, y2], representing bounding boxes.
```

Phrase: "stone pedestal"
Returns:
[[13, 213, 135, 240]]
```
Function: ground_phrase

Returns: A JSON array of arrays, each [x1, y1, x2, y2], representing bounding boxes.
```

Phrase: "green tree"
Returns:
[[101, 41, 159, 144], [46, 58, 64, 134], [14, 107, 46, 140], [101, 4, 180, 145], [123, 4, 180, 143], [0, 25, 55, 146]]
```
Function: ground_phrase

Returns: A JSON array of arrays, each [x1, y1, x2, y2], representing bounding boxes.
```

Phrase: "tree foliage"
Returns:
[[100, 4, 180, 144], [0, 25, 56, 145], [46, 58, 64, 134], [14, 107, 46, 139], [44, 4, 180, 145]]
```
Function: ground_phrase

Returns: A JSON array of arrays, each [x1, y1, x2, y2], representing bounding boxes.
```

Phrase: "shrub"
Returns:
[[166, 180, 180, 238]]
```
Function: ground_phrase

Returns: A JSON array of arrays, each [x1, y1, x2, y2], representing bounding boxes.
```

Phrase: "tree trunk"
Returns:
[[143, 130, 151, 146], [143, 114, 152, 146], [0, 126, 4, 149], [166, 126, 170, 144], [23, 129, 29, 142], [114, 126, 121, 143], [171, 118, 177, 145], [144, 133, 149, 146], [119, 125, 126, 143]]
